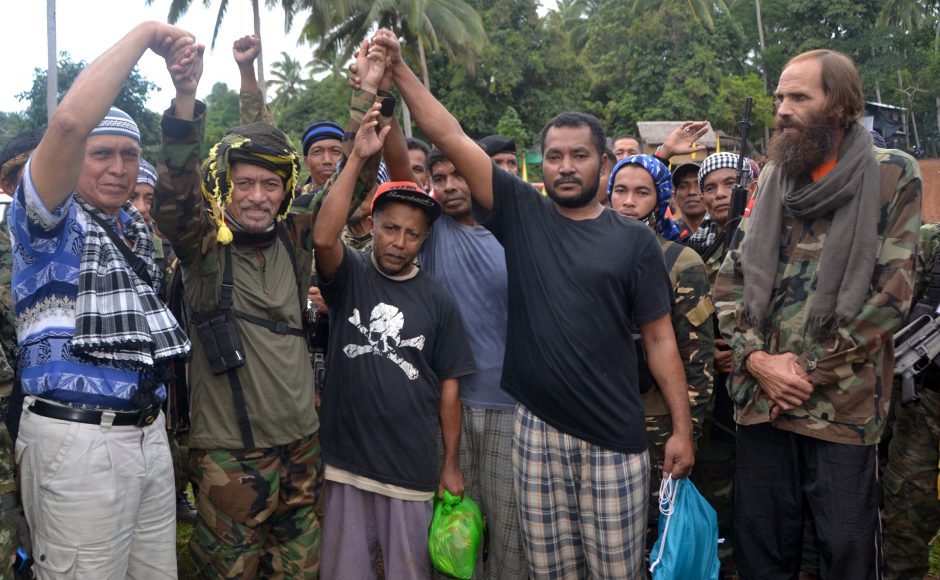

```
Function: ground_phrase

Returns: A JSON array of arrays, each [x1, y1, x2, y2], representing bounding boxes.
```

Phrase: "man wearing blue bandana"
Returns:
[[376, 29, 695, 578], [9, 22, 195, 578], [608, 154, 715, 551]]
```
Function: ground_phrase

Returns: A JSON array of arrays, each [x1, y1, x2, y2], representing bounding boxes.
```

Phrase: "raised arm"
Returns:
[[152, 36, 213, 268], [313, 102, 390, 280], [30, 22, 194, 213], [234, 35, 275, 125], [374, 30, 495, 210]]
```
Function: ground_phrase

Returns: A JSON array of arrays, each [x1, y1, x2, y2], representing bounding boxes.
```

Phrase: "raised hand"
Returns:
[[657, 121, 711, 159], [357, 38, 388, 94], [166, 36, 204, 96], [233, 35, 261, 67], [372, 29, 402, 66], [353, 102, 391, 160], [149, 22, 195, 59]]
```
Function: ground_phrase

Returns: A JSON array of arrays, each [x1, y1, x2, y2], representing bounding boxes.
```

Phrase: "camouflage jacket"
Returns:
[[643, 239, 715, 438], [239, 88, 276, 126], [914, 222, 940, 300], [715, 149, 922, 445], [0, 218, 16, 395]]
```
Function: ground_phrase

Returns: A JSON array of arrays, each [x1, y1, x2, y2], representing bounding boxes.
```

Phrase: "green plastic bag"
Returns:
[[428, 491, 484, 579]]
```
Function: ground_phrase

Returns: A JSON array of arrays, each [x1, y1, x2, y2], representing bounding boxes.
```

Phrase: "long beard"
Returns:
[[546, 173, 601, 209], [768, 111, 839, 179]]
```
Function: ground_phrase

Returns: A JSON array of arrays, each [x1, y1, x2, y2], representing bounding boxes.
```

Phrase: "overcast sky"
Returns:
[[2, 1, 327, 114], [3, 1, 557, 116]]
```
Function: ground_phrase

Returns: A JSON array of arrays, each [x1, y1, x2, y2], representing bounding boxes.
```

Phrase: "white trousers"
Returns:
[[15, 398, 177, 579]]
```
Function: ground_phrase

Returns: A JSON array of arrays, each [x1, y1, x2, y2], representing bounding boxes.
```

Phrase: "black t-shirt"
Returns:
[[318, 247, 475, 491], [484, 169, 673, 453]]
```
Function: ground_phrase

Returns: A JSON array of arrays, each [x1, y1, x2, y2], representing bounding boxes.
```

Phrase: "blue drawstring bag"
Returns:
[[649, 475, 720, 580]]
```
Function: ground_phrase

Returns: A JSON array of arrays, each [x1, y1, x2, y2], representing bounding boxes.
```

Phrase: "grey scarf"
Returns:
[[742, 123, 880, 339]]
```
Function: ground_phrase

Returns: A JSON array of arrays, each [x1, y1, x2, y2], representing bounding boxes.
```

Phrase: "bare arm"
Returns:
[[375, 30, 494, 210], [313, 103, 389, 280], [31, 21, 193, 213], [438, 377, 465, 497], [641, 313, 694, 478]]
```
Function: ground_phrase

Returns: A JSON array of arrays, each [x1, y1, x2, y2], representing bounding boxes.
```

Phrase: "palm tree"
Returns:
[[146, 0, 271, 99], [297, 0, 486, 91], [877, 0, 937, 29], [548, 0, 595, 54], [268, 52, 305, 107], [874, 0, 940, 141], [631, 0, 729, 32], [307, 40, 349, 80]]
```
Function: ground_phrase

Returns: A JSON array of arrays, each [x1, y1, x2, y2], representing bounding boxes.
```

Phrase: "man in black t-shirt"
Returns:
[[377, 30, 695, 578], [313, 96, 475, 579]]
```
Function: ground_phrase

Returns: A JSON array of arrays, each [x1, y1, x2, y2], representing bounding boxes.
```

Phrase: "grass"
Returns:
[[930, 533, 939, 578], [177, 522, 197, 580], [173, 518, 939, 579]]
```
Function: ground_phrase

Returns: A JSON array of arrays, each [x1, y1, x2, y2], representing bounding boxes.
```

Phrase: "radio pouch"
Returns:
[[194, 308, 246, 375]]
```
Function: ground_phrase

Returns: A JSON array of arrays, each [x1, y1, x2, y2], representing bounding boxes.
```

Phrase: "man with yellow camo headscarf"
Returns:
[[152, 36, 387, 577]]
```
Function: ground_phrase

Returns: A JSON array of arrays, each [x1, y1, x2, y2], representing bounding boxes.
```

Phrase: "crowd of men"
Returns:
[[0, 19, 935, 580]]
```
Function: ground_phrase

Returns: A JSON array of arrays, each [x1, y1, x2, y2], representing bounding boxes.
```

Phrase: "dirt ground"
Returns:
[[920, 159, 940, 223]]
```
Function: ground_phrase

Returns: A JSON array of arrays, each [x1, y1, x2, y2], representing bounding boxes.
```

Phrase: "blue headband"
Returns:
[[301, 121, 344, 156], [607, 154, 680, 241]]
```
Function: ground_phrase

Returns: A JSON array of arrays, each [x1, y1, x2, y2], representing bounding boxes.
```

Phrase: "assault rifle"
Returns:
[[893, 305, 940, 405], [724, 96, 754, 251]]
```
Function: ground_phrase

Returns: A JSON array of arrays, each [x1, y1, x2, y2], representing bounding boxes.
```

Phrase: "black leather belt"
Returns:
[[28, 399, 160, 427]]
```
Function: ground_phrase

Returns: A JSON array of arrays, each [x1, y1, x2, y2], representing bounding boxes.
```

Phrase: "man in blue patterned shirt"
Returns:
[[9, 22, 194, 577]]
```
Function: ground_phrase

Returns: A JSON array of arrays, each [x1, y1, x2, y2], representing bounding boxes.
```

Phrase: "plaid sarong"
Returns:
[[512, 405, 649, 579], [459, 406, 526, 579], [71, 197, 190, 367]]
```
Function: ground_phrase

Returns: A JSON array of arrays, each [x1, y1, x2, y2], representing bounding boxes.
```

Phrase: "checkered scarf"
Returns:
[[71, 196, 191, 368], [686, 215, 719, 255]]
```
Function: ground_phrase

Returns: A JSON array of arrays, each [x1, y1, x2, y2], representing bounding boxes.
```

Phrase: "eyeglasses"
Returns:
[[233, 178, 282, 193]]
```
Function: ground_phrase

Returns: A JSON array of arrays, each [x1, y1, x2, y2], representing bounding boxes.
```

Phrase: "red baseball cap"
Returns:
[[371, 180, 441, 224]]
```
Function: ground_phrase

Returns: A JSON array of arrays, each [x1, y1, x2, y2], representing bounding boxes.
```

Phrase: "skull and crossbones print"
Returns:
[[343, 303, 426, 380]]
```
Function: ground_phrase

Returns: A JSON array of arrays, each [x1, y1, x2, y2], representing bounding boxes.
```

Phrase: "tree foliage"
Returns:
[[15, 53, 162, 160], [8, 0, 940, 159]]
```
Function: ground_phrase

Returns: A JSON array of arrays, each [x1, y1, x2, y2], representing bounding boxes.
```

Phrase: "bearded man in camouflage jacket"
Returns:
[[714, 49, 922, 579]]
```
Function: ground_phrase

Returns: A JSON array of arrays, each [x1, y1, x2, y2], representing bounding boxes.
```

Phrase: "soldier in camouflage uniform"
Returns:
[[606, 154, 715, 551], [881, 222, 940, 580], [714, 49, 921, 579], [686, 152, 759, 578], [0, 130, 47, 579], [0, 132, 40, 412], [153, 39, 385, 579]]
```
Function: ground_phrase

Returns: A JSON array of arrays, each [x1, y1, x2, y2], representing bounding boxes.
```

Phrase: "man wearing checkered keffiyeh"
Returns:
[[8, 23, 195, 578], [685, 152, 753, 260]]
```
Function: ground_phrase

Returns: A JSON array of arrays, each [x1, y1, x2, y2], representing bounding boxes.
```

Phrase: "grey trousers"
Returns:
[[320, 480, 433, 580]]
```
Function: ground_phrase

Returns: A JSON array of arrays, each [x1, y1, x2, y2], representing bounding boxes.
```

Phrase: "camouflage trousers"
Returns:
[[882, 387, 940, 580], [645, 414, 672, 553], [189, 432, 323, 579], [691, 420, 737, 579]]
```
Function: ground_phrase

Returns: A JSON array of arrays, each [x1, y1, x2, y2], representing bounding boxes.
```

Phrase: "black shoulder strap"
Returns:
[[85, 211, 153, 288], [277, 222, 306, 317], [663, 240, 685, 272]]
